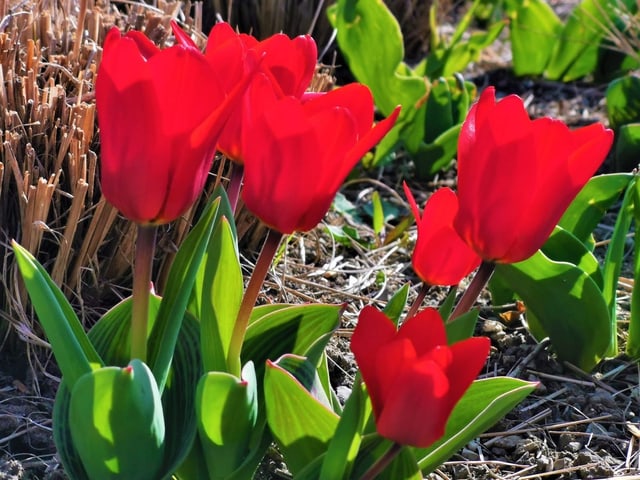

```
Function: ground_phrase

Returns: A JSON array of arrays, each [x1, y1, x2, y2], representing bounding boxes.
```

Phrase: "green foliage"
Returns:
[[69, 360, 165, 480], [264, 357, 340, 475], [414, 378, 536, 472], [559, 173, 634, 247], [328, 0, 500, 177], [12, 242, 102, 387], [495, 249, 610, 371], [196, 363, 259, 479], [508, 0, 639, 80], [507, 0, 562, 76]]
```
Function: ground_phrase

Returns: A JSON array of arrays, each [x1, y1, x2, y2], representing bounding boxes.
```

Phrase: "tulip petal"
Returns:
[[351, 306, 398, 417], [396, 308, 448, 356], [376, 358, 451, 448], [407, 187, 481, 285], [444, 337, 491, 414]]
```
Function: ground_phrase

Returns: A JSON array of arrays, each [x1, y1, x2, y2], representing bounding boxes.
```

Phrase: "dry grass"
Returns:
[[0, 0, 238, 364]]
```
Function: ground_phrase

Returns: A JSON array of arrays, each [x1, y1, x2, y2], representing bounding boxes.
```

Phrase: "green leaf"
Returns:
[[445, 309, 479, 344], [54, 302, 201, 480], [383, 283, 410, 326], [543, 226, 604, 289], [68, 359, 165, 480], [606, 73, 640, 130], [415, 377, 536, 473], [438, 287, 458, 321], [242, 304, 342, 380], [495, 250, 610, 370], [601, 176, 637, 355], [413, 124, 462, 178], [627, 177, 640, 358], [614, 124, 640, 172], [264, 358, 340, 475], [196, 362, 258, 479], [191, 215, 243, 373], [319, 378, 370, 480], [559, 173, 633, 247], [544, 0, 615, 81], [148, 196, 220, 392], [12, 241, 102, 387], [507, 0, 562, 75]]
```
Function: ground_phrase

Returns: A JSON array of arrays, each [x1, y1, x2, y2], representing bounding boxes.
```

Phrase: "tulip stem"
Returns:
[[448, 261, 495, 323], [131, 224, 157, 362], [406, 282, 431, 319], [228, 227, 283, 376], [359, 442, 403, 480], [226, 162, 244, 214]]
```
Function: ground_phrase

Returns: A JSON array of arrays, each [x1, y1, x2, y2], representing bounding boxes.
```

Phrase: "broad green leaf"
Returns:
[[148, 196, 219, 392], [545, 0, 623, 80], [12, 241, 102, 387], [413, 124, 462, 178], [434, 21, 505, 77], [507, 0, 562, 75], [191, 216, 243, 373], [559, 173, 633, 246], [445, 309, 479, 344], [54, 304, 201, 480], [383, 283, 410, 325], [606, 76, 640, 129], [543, 226, 603, 289], [264, 359, 340, 475], [602, 176, 637, 355], [316, 351, 343, 414], [319, 378, 370, 480], [69, 359, 165, 480], [415, 377, 536, 472], [242, 304, 342, 380], [627, 177, 640, 358], [495, 250, 610, 370], [196, 362, 258, 478], [615, 124, 640, 172]]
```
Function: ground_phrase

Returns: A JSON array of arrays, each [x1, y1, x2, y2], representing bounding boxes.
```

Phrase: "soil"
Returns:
[[1, 7, 639, 480]]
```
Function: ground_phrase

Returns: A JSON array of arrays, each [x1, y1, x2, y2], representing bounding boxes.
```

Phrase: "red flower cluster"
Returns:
[[351, 306, 490, 448], [405, 87, 614, 285], [97, 22, 398, 233], [96, 24, 254, 224]]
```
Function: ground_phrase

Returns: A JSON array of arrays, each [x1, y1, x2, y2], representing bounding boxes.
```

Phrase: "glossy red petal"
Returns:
[[123, 30, 160, 60], [396, 308, 448, 356], [411, 188, 481, 285], [351, 306, 398, 417], [376, 358, 451, 448], [444, 337, 490, 414]]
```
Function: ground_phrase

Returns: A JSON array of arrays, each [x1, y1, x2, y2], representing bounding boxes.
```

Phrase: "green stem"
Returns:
[[448, 261, 495, 323], [359, 442, 403, 480], [226, 163, 244, 214], [406, 282, 431, 319], [131, 224, 157, 362], [228, 227, 283, 376]]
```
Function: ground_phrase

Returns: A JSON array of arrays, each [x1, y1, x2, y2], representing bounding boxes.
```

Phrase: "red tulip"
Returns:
[[96, 25, 252, 224], [351, 306, 490, 448], [198, 23, 317, 163], [241, 81, 400, 234], [454, 87, 614, 263], [404, 184, 481, 286]]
